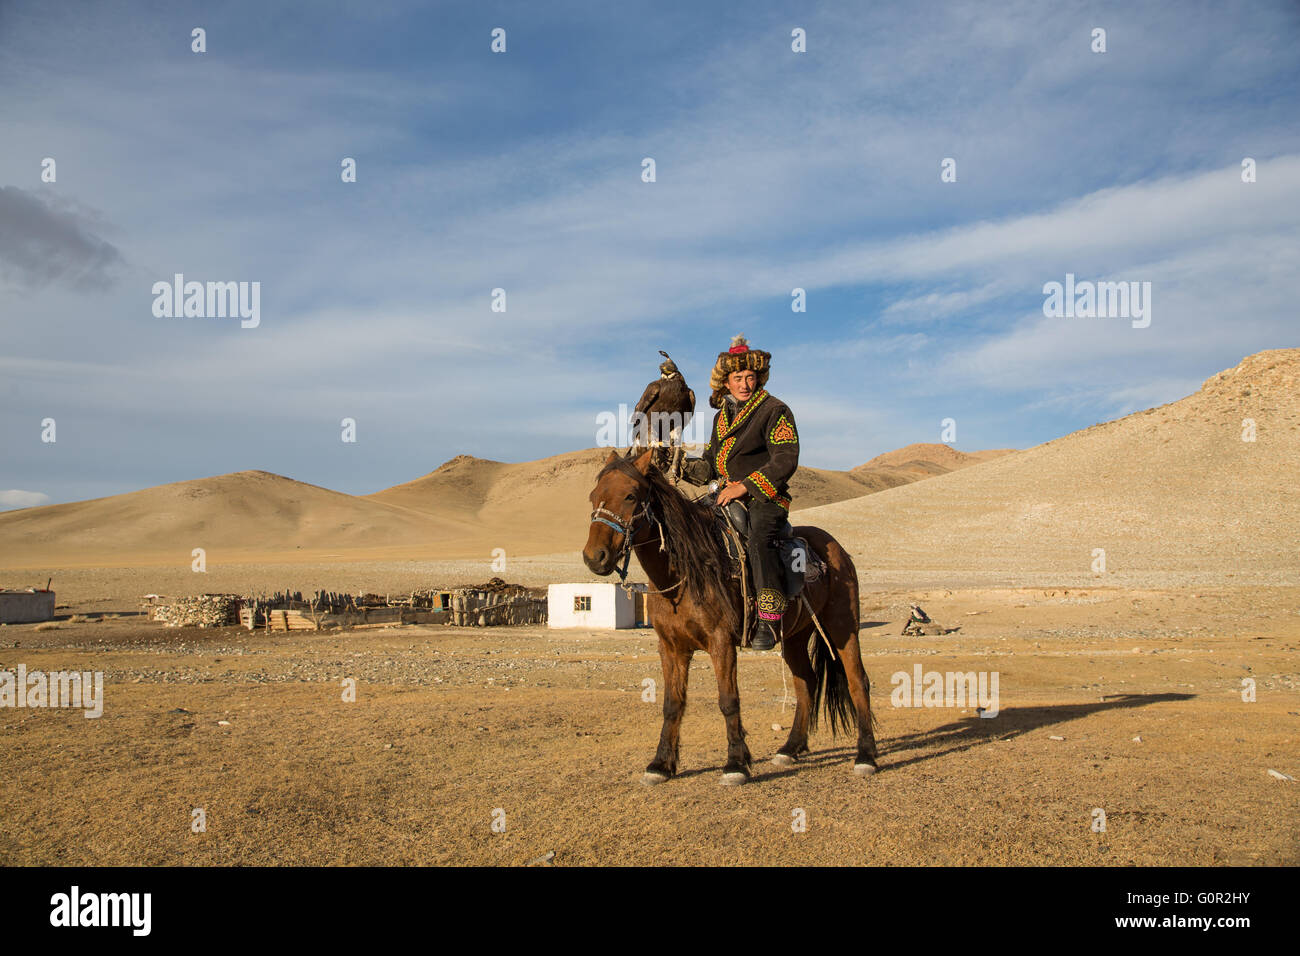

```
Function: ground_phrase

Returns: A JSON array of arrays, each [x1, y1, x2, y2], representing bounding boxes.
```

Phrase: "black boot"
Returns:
[[753, 588, 786, 650]]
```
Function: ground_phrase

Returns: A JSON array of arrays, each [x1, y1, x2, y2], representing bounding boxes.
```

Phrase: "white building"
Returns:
[[547, 582, 646, 629], [0, 588, 56, 624]]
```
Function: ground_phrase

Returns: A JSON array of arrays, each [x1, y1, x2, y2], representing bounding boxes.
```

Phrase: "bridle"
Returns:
[[589, 485, 683, 595], [589, 496, 656, 584], [590, 497, 648, 569]]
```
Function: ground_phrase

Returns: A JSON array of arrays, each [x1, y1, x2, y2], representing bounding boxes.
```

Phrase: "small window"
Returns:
[[574, 595, 592, 612]]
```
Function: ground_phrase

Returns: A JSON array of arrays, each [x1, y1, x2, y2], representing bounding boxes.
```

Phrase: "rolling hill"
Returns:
[[797, 349, 1300, 585], [0, 441, 1009, 568], [0, 470, 485, 567]]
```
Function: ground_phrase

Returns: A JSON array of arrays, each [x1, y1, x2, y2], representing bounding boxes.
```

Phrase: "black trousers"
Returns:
[[746, 499, 788, 596]]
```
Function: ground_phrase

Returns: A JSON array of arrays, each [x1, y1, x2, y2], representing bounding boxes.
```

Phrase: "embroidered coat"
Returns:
[[681, 388, 799, 509]]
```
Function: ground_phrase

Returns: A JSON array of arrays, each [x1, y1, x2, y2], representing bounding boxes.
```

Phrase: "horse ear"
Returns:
[[632, 449, 654, 474], [605, 450, 620, 466]]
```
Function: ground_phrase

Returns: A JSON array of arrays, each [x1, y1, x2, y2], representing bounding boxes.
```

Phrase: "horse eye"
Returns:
[[624, 493, 635, 502]]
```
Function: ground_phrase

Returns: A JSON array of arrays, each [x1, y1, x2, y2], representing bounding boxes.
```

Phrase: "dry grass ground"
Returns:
[[3, 582, 1296, 866]]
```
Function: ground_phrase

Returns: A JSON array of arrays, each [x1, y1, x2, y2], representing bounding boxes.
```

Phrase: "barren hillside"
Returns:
[[799, 349, 1300, 585], [0, 470, 484, 567], [1, 435, 1016, 569], [365, 443, 1008, 550]]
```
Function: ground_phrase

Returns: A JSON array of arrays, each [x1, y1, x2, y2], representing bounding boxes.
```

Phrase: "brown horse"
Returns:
[[583, 449, 879, 785]]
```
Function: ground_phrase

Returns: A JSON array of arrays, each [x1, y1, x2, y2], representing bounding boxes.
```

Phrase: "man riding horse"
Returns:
[[585, 341, 879, 781], [680, 334, 799, 651]]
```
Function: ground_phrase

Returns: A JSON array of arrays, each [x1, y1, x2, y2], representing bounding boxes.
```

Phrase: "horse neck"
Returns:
[[631, 491, 678, 590], [632, 526, 675, 589]]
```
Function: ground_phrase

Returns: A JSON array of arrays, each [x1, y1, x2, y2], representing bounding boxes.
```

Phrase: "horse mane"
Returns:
[[596, 456, 740, 634]]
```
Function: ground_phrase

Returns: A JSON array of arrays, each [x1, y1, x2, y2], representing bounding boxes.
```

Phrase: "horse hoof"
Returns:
[[641, 771, 670, 786], [720, 771, 749, 786], [853, 762, 879, 777], [771, 753, 797, 767]]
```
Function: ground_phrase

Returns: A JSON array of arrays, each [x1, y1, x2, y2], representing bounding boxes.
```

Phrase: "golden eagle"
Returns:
[[631, 350, 695, 448]]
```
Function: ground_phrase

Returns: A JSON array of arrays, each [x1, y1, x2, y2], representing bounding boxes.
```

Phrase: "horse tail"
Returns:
[[809, 633, 856, 737]]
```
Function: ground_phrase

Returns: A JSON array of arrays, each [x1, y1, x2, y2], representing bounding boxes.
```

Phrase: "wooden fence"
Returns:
[[234, 586, 547, 631]]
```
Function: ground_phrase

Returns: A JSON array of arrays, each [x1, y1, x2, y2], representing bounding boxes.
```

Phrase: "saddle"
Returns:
[[715, 500, 826, 644]]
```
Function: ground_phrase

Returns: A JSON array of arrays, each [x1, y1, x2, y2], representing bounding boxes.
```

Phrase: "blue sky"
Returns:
[[2, 0, 1298, 508]]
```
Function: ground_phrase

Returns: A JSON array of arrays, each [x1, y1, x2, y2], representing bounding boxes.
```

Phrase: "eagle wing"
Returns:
[[633, 380, 660, 417]]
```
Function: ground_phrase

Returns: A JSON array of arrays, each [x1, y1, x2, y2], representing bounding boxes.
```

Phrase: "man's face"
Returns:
[[727, 369, 757, 402]]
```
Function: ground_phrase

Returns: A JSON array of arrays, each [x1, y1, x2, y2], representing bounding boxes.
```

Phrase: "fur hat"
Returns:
[[709, 335, 770, 408]]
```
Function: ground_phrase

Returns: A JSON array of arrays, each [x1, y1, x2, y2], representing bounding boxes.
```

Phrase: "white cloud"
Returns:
[[3, 1, 1298, 501], [792, 159, 1300, 396], [0, 490, 51, 511]]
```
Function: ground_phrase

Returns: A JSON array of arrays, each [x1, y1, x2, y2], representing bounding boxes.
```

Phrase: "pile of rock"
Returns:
[[147, 594, 241, 628]]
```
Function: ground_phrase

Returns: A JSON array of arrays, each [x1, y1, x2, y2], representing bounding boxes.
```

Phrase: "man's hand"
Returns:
[[715, 481, 748, 505]]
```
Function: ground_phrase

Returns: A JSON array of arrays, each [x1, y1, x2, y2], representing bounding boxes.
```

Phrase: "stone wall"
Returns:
[[146, 594, 241, 628]]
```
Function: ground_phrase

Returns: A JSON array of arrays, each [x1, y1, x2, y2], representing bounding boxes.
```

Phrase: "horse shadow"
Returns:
[[857, 693, 1194, 772], [680, 693, 1195, 780]]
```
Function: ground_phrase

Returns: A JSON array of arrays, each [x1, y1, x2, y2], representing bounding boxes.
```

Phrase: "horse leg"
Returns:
[[707, 636, 753, 785], [773, 628, 815, 766], [834, 625, 881, 776], [643, 641, 692, 785], [817, 537, 880, 776]]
